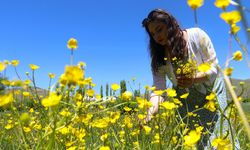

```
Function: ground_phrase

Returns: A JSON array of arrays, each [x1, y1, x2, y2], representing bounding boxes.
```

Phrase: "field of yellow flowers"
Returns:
[[1, 0, 250, 150]]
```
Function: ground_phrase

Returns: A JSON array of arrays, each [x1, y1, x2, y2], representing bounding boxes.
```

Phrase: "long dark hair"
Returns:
[[142, 9, 186, 73]]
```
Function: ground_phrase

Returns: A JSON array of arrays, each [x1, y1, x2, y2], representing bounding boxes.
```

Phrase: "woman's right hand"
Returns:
[[145, 94, 164, 122]]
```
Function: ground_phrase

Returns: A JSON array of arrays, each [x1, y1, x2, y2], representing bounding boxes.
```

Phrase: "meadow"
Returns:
[[1, 0, 250, 150]]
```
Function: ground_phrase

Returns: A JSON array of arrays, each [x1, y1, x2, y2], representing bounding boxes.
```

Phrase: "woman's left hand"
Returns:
[[176, 74, 194, 88]]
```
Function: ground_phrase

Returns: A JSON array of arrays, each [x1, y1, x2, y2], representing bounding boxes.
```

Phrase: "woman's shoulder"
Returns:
[[186, 27, 206, 37]]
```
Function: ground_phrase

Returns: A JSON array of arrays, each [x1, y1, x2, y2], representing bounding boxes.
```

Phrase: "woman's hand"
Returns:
[[176, 74, 194, 88]]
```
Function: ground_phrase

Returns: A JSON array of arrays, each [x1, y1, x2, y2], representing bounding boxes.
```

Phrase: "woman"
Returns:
[[142, 9, 239, 149]]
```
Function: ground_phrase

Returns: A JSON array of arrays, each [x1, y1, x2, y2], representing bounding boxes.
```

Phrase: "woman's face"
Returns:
[[148, 21, 168, 46]]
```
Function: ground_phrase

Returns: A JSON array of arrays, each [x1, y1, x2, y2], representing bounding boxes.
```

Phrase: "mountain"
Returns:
[[227, 78, 250, 102]]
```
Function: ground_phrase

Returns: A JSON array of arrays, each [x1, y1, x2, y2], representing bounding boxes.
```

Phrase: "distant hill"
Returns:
[[227, 78, 250, 102]]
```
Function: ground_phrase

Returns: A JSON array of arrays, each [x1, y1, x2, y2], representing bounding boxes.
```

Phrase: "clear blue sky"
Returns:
[[1, 0, 250, 93]]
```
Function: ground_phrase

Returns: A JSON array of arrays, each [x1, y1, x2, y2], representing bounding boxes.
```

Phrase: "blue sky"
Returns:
[[1, 0, 250, 93]]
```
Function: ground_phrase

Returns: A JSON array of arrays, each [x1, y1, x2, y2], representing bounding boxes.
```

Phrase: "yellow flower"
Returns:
[[0, 62, 6, 72], [124, 106, 132, 112], [100, 133, 108, 141], [67, 146, 77, 150], [92, 117, 110, 128], [220, 11, 241, 25], [29, 64, 40, 70], [22, 92, 30, 97], [87, 89, 95, 97], [109, 111, 120, 123], [4, 60, 10, 65], [49, 73, 55, 79], [143, 125, 152, 134], [224, 67, 233, 76], [230, 24, 240, 34], [166, 88, 177, 97], [214, 0, 230, 10], [20, 113, 31, 126], [111, 83, 120, 91], [99, 146, 110, 150], [60, 65, 84, 86], [124, 116, 133, 128], [184, 130, 201, 147], [233, 50, 242, 61], [204, 101, 216, 112], [198, 63, 211, 73], [5, 124, 14, 130], [212, 137, 232, 150], [67, 38, 78, 50], [137, 97, 152, 109], [23, 127, 31, 133], [78, 61, 86, 68], [11, 60, 19, 67], [121, 91, 133, 101], [0, 93, 13, 107], [187, 0, 204, 10], [180, 93, 189, 99], [206, 92, 216, 101], [153, 90, 165, 96], [41, 92, 62, 107], [161, 101, 176, 110]]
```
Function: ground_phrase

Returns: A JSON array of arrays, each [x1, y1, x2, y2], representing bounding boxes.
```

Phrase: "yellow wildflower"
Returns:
[[78, 61, 86, 68], [149, 86, 156, 91], [161, 101, 176, 110], [0, 93, 13, 107], [124, 106, 132, 112], [92, 117, 110, 128], [23, 127, 31, 133], [198, 63, 211, 73], [143, 125, 152, 134], [212, 137, 232, 150], [87, 89, 95, 97], [5, 124, 14, 130], [204, 101, 216, 112], [100, 133, 108, 141], [214, 0, 230, 10], [111, 83, 120, 91], [233, 50, 242, 61], [4, 60, 10, 65], [20, 113, 31, 126], [137, 97, 152, 109], [41, 92, 62, 107], [67, 38, 78, 50], [22, 92, 30, 97], [59, 126, 70, 135], [99, 146, 110, 150], [187, 0, 204, 10], [0, 62, 6, 72], [60, 65, 84, 86], [166, 88, 177, 97], [153, 90, 165, 96], [49, 73, 55, 79], [180, 93, 189, 99], [121, 91, 133, 101], [29, 64, 40, 70], [124, 116, 133, 128], [109, 111, 120, 123], [224, 67, 233, 76], [206, 92, 216, 101], [220, 11, 241, 25], [11, 60, 19, 67], [184, 130, 201, 147], [67, 146, 77, 150], [231, 24, 240, 34]]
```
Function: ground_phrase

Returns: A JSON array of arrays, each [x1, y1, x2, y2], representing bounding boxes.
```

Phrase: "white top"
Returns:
[[152, 28, 218, 94]]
